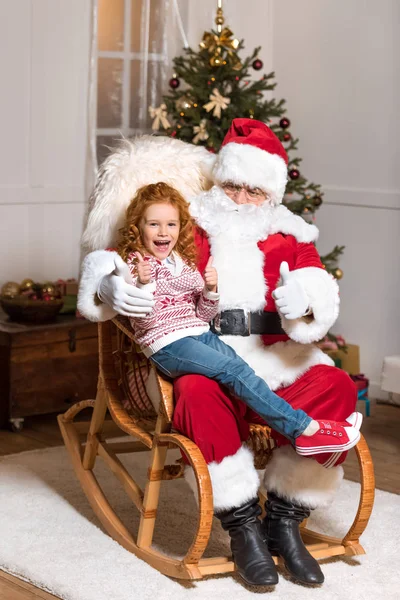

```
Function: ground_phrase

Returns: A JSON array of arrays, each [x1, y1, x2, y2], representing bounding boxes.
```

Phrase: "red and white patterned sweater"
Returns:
[[127, 252, 220, 357]]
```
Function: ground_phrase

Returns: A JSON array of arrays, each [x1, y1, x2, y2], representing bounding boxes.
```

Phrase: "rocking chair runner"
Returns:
[[58, 317, 375, 581]]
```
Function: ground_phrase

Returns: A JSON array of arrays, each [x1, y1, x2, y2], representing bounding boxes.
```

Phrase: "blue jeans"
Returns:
[[150, 331, 311, 443]]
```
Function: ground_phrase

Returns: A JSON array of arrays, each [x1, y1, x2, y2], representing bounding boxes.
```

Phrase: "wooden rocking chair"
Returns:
[[58, 317, 375, 581]]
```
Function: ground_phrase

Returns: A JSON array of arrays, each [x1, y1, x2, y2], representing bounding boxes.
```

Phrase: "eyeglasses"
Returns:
[[222, 182, 267, 201]]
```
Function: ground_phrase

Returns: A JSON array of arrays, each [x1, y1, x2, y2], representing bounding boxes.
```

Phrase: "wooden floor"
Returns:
[[1, 401, 399, 599]]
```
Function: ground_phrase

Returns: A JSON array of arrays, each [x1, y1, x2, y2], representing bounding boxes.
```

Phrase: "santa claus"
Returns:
[[78, 119, 357, 587]]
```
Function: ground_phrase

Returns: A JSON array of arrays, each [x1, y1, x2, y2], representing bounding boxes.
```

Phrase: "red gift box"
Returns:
[[350, 373, 369, 391], [56, 278, 78, 296]]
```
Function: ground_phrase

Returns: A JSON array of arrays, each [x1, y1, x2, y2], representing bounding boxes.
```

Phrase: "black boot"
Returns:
[[262, 492, 324, 585], [217, 497, 279, 587]]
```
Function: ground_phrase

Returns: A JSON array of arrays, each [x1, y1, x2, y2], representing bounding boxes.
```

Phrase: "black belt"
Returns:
[[211, 310, 285, 337]]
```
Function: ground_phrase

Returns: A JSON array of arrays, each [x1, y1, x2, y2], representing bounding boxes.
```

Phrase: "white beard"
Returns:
[[190, 187, 274, 311], [190, 186, 274, 241]]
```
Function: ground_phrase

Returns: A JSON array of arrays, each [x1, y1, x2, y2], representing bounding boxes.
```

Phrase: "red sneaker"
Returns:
[[295, 418, 361, 456]]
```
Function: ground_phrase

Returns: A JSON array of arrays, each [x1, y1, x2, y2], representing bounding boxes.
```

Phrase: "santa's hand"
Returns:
[[272, 262, 310, 320], [98, 255, 155, 318], [203, 256, 218, 292]]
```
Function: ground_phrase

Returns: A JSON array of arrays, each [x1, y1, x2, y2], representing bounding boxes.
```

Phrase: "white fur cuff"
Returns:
[[184, 445, 260, 512], [280, 267, 340, 343], [263, 445, 344, 509], [77, 250, 119, 322]]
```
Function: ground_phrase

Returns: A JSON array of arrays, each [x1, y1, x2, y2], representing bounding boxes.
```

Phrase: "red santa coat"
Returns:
[[171, 186, 357, 511], [187, 186, 340, 390]]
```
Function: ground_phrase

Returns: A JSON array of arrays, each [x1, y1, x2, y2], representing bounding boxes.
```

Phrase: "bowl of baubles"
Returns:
[[0, 279, 64, 324]]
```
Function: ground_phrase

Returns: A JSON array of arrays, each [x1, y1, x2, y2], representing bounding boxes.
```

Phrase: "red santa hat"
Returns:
[[213, 118, 288, 205]]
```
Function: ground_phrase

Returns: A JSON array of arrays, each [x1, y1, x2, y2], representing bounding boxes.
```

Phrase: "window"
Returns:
[[96, 0, 168, 165]]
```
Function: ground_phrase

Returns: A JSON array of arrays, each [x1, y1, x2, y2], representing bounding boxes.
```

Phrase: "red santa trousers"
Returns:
[[173, 364, 358, 468]]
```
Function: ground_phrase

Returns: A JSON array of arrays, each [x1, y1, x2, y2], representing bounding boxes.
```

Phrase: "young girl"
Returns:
[[117, 182, 361, 456]]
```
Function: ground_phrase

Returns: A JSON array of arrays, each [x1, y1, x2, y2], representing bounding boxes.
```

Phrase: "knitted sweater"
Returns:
[[127, 252, 220, 357]]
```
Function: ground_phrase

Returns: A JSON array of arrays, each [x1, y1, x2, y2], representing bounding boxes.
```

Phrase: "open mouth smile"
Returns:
[[153, 240, 171, 251]]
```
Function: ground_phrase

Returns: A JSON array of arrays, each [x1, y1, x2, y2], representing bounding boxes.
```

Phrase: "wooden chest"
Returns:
[[0, 313, 99, 431]]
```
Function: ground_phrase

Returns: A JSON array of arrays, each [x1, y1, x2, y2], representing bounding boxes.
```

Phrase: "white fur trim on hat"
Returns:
[[82, 135, 215, 252], [213, 142, 288, 205], [184, 445, 260, 512], [263, 445, 344, 509], [77, 250, 120, 322], [278, 267, 340, 343]]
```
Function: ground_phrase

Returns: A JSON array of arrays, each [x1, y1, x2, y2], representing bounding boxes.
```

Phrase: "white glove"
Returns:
[[272, 262, 310, 320], [97, 255, 155, 318]]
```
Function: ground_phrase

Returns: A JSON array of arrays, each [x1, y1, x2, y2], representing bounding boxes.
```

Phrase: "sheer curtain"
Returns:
[[85, 0, 188, 198]]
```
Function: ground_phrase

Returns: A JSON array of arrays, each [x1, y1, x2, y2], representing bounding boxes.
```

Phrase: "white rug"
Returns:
[[0, 444, 398, 600]]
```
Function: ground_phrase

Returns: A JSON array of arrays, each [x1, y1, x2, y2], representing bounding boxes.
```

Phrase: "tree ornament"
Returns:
[[200, 27, 241, 70], [210, 47, 223, 67], [313, 195, 323, 207], [279, 117, 291, 129], [169, 76, 180, 89], [334, 268, 343, 280], [252, 58, 263, 70], [203, 88, 231, 118], [283, 132, 291, 142], [1, 281, 20, 298], [175, 96, 192, 111], [42, 281, 56, 295], [20, 278, 35, 292], [148, 104, 171, 131], [192, 119, 209, 144], [289, 168, 300, 180]]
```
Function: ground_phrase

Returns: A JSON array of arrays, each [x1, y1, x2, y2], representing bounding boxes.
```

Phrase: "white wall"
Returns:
[[188, 0, 400, 396], [0, 0, 91, 285]]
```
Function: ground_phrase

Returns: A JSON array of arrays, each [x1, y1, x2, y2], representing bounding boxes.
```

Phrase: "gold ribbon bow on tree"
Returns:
[[203, 88, 231, 119], [200, 27, 241, 69], [192, 119, 209, 144], [148, 104, 171, 131]]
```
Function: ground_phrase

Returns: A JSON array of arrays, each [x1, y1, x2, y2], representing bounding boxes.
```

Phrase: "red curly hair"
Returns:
[[117, 182, 198, 268]]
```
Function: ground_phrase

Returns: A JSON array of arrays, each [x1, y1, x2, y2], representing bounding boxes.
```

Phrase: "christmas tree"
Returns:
[[149, 3, 343, 281]]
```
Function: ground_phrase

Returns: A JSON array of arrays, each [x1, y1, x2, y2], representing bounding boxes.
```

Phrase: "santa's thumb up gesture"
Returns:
[[272, 262, 310, 320], [204, 257, 218, 292]]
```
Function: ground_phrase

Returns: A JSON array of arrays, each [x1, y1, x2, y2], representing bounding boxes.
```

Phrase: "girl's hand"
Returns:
[[135, 252, 152, 284], [204, 256, 218, 292]]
